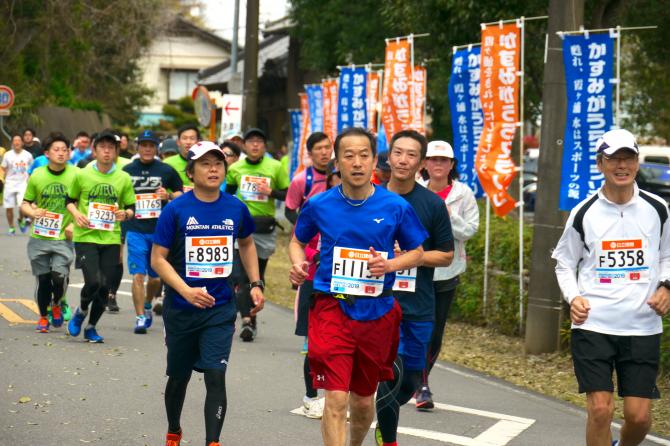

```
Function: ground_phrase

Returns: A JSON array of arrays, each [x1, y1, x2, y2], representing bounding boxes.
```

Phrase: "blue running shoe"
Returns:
[[51, 304, 63, 328], [67, 307, 86, 337], [144, 303, 153, 329], [84, 327, 104, 343], [301, 337, 308, 355], [134, 316, 147, 334]]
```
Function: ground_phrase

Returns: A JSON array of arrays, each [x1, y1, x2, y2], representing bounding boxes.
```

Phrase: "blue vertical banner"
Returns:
[[559, 33, 615, 211], [306, 84, 324, 132], [289, 109, 302, 179], [338, 67, 368, 132], [448, 46, 484, 198], [377, 123, 388, 154]]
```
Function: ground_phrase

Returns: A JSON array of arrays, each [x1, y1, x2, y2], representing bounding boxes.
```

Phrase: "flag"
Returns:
[[381, 39, 413, 142], [338, 66, 368, 132], [322, 79, 338, 143]]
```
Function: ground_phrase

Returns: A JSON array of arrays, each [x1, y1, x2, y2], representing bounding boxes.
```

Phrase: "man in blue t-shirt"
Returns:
[[122, 129, 183, 334], [151, 141, 264, 446], [289, 127, 428, 446], [376, 130, 455, 446]]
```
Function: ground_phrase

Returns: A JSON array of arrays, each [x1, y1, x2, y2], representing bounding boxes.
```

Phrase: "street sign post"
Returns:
[[0, 85, 15, 143], [220, 94, 243, 141]]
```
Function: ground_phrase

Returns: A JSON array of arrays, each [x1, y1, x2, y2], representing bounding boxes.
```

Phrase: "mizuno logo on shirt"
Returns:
[[187, 216, 199, 225], [373, 218, 384, 224]]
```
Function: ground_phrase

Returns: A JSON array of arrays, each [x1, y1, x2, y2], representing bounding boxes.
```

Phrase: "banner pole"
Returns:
[[615, 25, 621, 127], [377, 70, 383, 133], [483, 196, 490, 316], [410, 34, 416, 130], [518, 17, 525, 334]]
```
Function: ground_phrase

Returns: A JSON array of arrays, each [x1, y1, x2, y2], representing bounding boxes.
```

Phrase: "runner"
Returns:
[[416, 140, 479, 410], [553, 129, 670, 446], [22, 127, 42, 158], [66, 131, 136, 343], [226, 128, 290, 341], [159, 138, 179, 161], [375, 130, 454, 446], [1, 134, 34, 235], [220, 140, 241, 167], [288, 127, 427, 446], [20, 132, 77, 333], [70, 132, 92, 166], [123, 129, 183, 334], [164, 124, 199, 191], [284, 131, 334, 418], [151, 141, 264, 446]]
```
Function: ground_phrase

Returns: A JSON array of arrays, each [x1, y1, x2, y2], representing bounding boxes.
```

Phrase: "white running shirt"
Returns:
[[1, 150, 33, 189]]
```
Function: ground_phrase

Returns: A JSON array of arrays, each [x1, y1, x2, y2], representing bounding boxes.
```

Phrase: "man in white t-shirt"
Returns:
[[1, 134, 34, 235], [553, 128, 670, 446]]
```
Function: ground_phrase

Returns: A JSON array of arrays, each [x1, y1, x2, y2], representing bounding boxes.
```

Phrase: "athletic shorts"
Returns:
[[398, 320, 434, 371], [27, 237, 74, 276], [163, 298, 236, 379], [126, 231, 157, 277], [252, 230, 276, 259], [571, 329, 661, 399], [3, 185, 26, 208], [308, 294, 401, 396], [294, 280, 314, 336]]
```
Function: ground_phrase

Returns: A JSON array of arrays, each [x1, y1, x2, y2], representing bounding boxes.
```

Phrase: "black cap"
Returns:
[[94, 131, 120, 147], [243, 128, 266, 142], [376, 152, 391, 171], [159, 138, 179, 155]]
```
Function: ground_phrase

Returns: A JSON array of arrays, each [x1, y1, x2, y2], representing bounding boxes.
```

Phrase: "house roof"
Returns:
[[168, 16, 232, 52], [198, 34, 289, 86]]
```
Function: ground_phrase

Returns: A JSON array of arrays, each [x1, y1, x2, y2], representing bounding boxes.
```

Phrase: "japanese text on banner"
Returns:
[[297, 92, 311, 174], [289, 110, 302, 179], [322, 79, 338, 143], [337, 67, 368, 132], [559, 33, 615, 211], [449, 47, 484, 198], [381, 39, 413, 142], [476, 23, 520, 216], [367, 71, 380, 133], [411, 66, 427, 134], [306, 85, 324, 133]]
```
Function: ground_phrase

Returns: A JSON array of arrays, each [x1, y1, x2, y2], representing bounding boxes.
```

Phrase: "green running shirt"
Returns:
[[23, 165, 78, 240]]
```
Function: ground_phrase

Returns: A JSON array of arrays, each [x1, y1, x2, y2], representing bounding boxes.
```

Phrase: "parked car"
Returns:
[[636, 162, 670, 203]]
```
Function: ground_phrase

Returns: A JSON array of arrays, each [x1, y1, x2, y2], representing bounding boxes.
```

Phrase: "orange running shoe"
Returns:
[[36, 317, 49, 333], [165, 430, 182, 446], [51, 305, 63, 327]]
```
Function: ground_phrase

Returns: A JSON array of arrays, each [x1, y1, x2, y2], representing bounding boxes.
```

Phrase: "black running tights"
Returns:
[[75, 243, 120, 326], [422, 287, 456, 385], [36, 271, 67, 316], [376, 356, 422, 443]]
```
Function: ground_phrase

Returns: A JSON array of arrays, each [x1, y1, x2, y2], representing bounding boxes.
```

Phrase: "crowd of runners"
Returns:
[[0, 125, 667, 446]]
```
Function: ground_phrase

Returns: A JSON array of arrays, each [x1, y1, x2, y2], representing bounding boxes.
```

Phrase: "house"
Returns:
[[137, 16, 231, 126]]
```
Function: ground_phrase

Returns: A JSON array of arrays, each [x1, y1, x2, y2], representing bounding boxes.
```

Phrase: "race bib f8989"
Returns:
[[595, 238, 650, 284], [87, 202, 117, 231], [330, 247, 388, 297], [239, 175, 271, 202], [393, 268, 417, 292], [185, 236, 233, 278]]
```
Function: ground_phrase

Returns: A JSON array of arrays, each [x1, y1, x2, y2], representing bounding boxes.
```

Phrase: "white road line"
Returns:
[[68, 283, 131, 297]]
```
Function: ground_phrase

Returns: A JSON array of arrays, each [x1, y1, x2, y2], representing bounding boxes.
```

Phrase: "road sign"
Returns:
[[192, 85, 213, 127], [0, 85, 15, 112], [220, 94, 243, 140]]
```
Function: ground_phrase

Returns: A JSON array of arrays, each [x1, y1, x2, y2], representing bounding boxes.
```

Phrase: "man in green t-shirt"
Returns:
[[164, 123, 199, 191], [21, 132, 77, 333], [225, 128, 290, 341], [65, 131, 136, 343]]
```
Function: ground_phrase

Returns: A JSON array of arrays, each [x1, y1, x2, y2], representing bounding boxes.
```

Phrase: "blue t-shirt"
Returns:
[[295, 184, 428, 321], [385, 183, 454, 321], [70, 149, 91, 166], [28, 155, 48, 174], [122, 159, 183, 234], [153, 191, 255, 310]]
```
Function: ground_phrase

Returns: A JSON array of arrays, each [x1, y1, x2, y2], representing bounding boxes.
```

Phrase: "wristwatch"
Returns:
[[658, 279, 670, 291], [249, 280, 265, 291]]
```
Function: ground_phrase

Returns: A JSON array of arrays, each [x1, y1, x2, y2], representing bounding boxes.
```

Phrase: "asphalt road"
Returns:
[[1, 224, 669, 445]]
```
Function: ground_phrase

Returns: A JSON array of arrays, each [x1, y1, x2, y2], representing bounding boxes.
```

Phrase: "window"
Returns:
[[168, 70, 199, 102]]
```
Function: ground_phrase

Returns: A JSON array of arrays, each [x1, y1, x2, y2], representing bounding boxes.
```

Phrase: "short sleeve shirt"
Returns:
[[153, 191, 255, 309], [23, 165, 78, 240], [226, 157, 291, 217], [285, 167, 327, 211], [295, 185, 428, 321], [2, 150, 33, 187]]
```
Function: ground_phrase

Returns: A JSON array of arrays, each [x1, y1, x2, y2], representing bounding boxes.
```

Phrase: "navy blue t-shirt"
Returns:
[[295, 184, 428, 321], [123, 159, 183, 234], [153, 191, 255, 309], [385, 183, 454, 321]]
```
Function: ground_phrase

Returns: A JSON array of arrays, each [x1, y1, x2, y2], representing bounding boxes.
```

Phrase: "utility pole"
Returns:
[[525, 0, 584, 354], [230, 0, 240, 73], [242, 0, 259, 129]]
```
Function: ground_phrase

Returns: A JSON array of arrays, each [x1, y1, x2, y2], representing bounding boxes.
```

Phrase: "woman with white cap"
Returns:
[[415, 140, 480, 411]]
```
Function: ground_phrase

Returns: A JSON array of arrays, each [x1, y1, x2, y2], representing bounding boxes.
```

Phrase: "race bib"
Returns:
[[331, 247, 388, 297], [185, 236, 233, 278], [239, 175, 271, 202], [135, 193, 161, 219], [595, 238, 650, 284], [33, 211, 63, 238], [87, 202, 117, 231], [393, 267, 417, 292]]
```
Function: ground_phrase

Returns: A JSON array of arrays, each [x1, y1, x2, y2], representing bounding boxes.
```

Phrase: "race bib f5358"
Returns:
[[595, 238, 650, 285]]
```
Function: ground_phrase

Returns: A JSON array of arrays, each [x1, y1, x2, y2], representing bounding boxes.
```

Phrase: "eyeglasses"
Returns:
[[603, 154, 638, 164], [223, 151, 235, 158]]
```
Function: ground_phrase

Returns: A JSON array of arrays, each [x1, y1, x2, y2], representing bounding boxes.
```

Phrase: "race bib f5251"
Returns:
[[595, 238, 650, 285], [330, 247, 388, 297]]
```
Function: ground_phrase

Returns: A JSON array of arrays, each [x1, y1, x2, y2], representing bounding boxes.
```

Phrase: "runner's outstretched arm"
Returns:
[[238, 235, 265, 315], [288, 235, 309, 287], [421, 247, 454, 268], [369, 246, 424, 277]]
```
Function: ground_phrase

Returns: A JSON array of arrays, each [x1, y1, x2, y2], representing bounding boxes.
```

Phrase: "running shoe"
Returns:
[[415, 385, 434, 411], [165, 430, 182, 446], [107, 294, 120, 312], [301, 337, 308, 355], [302, 396, 325, 419], [374, 425, 383, 446], [36, 316, 49, 333], [612, 441, 619, 446], [67, 307, 86, 337], [240, 321, 255, 342], [84, 327, 104, 343], [61, 300, 72, 321], [144, 303, 153, 329], [51, 304, 63, 328], [207, 443, 220, 446], [7, 227, 15, 236], [18, 219, 28, 233], [134, 316, 148, 334], [153, 296, 164, 316]]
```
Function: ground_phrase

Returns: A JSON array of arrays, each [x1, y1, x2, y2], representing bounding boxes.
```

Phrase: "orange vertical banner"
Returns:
[[381, 39, 413, 142], [297, 92, 311, 174], [322, 79, 338, 143], [411, 66, 426, 134], [476, 22, 520, 217], [367, 71, 380, 133]]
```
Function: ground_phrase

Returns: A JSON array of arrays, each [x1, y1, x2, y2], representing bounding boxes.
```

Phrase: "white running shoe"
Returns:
[[302, 396, 325, 419]]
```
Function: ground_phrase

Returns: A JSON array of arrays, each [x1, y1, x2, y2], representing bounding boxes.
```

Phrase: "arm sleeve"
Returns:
[[152, 204, 177, 249], [237, 204, 256, 239], [285, 207, 299, 225], [552, 212, 583, 304], [294, 200, 318, 244], [449, 186, 479, 241], [395, 203, 429, 251], [270, 188, 287, 201], [276, 164, 291, 190], [658, 208, 670, 281]]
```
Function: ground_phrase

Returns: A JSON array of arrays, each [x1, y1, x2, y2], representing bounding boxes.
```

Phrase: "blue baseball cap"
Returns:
[[137, 129, 160, 145]]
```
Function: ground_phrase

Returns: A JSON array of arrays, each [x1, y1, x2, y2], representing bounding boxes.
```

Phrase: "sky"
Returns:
[[200, 0, 289, 43]]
